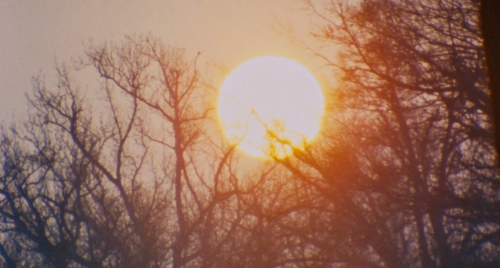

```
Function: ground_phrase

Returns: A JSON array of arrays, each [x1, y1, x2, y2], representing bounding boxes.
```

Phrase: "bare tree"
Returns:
[[244, 0, 500, 267], [0, 36, 243, 268], [2, 2, 499, 266]]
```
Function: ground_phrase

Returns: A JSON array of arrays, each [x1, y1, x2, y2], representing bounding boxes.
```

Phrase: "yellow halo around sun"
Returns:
[[217, 56, 324, 159]]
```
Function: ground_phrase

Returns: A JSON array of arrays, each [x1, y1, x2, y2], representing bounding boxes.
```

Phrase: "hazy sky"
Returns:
[[0, 0, 319, 122]]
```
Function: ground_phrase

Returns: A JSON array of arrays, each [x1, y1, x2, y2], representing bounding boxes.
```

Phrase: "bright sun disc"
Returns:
[[218, 56, 324, 159]]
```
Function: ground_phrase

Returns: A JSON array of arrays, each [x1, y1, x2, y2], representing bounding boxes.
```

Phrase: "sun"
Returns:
[[217, 56, 324, 159]]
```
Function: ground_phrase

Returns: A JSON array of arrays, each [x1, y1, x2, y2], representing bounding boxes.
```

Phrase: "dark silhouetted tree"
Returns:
[[249, 0, 500, 267], [2, 1, 500, 267], [0, 36, 242, 268]]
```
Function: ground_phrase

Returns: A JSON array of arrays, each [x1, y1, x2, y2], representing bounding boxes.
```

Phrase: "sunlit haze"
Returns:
[[218, 57, 324, 159], [0, 0, 311, 122]]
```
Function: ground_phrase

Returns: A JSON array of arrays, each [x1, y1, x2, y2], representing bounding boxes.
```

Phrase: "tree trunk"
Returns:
[[480, 0, 500, 159]]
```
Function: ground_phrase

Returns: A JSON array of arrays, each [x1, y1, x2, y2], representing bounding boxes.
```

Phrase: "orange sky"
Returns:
[[0, 0, 324, 122]]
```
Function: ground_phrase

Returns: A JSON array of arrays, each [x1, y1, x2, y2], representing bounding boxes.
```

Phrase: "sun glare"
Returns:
[[217, 57, 324, 159]]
